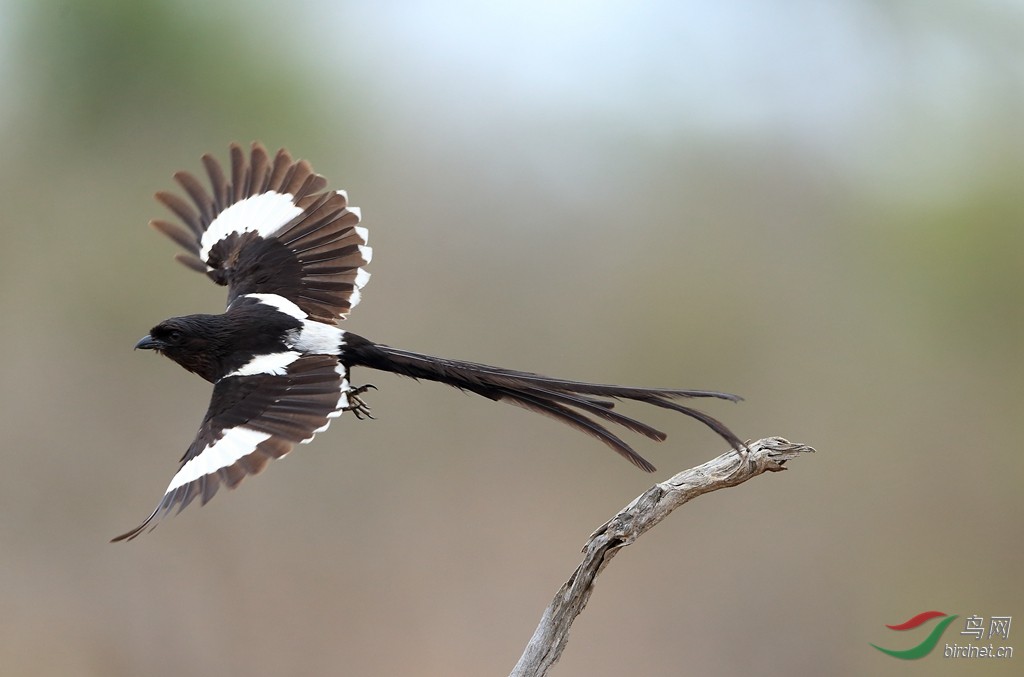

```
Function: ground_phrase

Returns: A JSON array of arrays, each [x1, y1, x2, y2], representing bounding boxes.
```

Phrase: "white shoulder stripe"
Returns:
[[227, 351, 301, 377], [244, 293, 307, 320], [167, 427, 271, 492], [199, 192, 304, 261]]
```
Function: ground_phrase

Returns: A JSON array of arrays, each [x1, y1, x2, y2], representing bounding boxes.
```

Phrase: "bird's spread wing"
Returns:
[[151, 142, 371, 324], [113, 355, 351, 541]]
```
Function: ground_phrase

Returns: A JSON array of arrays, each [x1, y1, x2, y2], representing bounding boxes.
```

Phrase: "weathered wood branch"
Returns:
[[509, 436, 815, 677]]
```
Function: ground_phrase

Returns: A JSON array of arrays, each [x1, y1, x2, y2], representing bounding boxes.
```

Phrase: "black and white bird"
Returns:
[[113, 142, 743, 541]]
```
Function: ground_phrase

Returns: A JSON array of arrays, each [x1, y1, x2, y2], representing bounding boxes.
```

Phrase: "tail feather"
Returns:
[[516, 387, 669, 442], [341, 333, 743, 472], [493, 388, 657, 472]]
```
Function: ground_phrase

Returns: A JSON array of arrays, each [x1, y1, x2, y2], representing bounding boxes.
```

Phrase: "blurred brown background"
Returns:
[[1, 2, 1021, 676]]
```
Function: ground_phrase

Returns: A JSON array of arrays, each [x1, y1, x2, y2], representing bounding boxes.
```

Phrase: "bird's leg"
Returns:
[[345, 384, 377, 420]]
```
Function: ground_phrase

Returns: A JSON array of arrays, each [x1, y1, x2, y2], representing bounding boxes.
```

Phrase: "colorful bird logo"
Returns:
[[870, 611, 959, 659]]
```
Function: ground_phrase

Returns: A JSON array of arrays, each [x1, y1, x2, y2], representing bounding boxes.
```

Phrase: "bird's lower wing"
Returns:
[[112, 355, 351, 542]]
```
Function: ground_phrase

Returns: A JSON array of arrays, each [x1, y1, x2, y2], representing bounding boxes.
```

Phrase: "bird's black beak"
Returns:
[[134, 335, 164, 351]]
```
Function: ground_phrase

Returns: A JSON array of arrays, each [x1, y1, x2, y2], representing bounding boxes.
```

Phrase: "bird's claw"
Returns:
[[345, 383, 377, 420]]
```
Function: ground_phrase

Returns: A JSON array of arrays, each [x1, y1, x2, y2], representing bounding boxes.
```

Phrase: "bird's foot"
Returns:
[[345, 384, 377, 420]]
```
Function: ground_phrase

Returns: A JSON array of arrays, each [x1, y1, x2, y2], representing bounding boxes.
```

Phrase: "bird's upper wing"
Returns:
[[112, 355, 351, 541], [151, 142, 371, 324]]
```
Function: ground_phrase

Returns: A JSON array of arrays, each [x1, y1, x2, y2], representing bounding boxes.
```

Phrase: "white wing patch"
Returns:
[[354, 268, 371, 290], [167, 427, 272, 492], [199, 192, 303, 261], [334, 365, 351, 414], [306, 364, 351, 441], [346, 251, 372, 313], [227, 351, 302, 377]]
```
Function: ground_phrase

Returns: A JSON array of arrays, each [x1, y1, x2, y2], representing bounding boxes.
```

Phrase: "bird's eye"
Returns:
[[167, 330, 183, 343]]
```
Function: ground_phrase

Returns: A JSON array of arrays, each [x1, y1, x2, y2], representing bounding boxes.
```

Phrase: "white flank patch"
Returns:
[[354, 225, 369, 243], [227, 351, 301, 377], [289, 321, 344, 355], [347, 206, 362, 221], [359, 245, 373, 264], [166, 427, 272, 491], [200, 192, 303, 261], [245, 293, 307, 320]]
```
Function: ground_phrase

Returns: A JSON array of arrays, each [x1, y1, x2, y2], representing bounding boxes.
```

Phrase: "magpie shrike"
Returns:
[[113, 142, 742, 541]]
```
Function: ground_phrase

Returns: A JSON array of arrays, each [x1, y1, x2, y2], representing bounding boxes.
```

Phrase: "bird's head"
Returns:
[[135, 315, 227, 382]]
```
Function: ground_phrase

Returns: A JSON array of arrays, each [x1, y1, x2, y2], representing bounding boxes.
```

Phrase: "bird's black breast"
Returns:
[[211, 298, 305, 376]]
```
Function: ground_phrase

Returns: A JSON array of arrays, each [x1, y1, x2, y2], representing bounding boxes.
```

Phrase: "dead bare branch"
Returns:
[[509, 436, 815, 677]]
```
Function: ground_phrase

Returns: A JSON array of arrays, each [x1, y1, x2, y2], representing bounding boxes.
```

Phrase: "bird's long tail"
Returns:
[[341, 333, 742, 472]]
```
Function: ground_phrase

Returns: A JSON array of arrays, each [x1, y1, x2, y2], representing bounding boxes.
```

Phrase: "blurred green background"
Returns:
[[1, 1, 1021, 675]]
